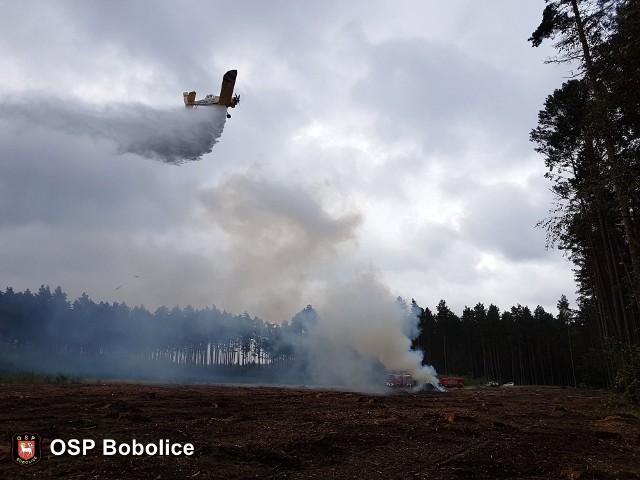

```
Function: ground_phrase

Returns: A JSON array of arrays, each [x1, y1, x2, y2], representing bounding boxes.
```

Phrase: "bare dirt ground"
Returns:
[[1, 383, 639, 479]]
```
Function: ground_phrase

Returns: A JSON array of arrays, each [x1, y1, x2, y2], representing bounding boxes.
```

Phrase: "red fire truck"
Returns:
[[439, 377, 464, 388]]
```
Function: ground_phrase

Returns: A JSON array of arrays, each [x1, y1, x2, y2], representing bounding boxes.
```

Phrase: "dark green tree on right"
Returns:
[[530, 0, 640, 399]]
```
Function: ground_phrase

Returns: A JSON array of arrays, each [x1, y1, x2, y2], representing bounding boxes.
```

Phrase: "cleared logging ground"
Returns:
[[0, 384, 639, 479]]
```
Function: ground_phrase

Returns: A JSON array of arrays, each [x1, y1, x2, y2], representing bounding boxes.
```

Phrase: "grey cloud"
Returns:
[[0, 120, 200, 230], [461, 182, 548, 261], [352, 37, 547, 160], [356, 40, 493, 121], [0, 223, 226, 310]]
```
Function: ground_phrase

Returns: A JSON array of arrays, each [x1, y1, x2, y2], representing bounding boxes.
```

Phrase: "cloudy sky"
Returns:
[[0, 0, 576, 322]]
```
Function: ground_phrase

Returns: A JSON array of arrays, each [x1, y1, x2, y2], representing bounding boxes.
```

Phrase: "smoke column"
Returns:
[[201, 173, 439, 390], [0, 97, 227, 164], [303, 273, 439, 390]]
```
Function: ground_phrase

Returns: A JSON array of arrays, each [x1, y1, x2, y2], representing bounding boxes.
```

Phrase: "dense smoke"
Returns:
[[199, 172, 363, 322], [0, 97, 227, 164], [303, 273, 439, 389], [199, 172, 439, 390]]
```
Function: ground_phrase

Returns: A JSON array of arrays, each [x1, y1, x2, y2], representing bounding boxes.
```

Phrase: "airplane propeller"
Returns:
[[227, 94, 240, 118]]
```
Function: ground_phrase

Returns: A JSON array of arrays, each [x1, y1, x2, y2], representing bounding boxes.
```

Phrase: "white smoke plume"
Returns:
[[0, 97, 227, 164], [199, 172, 363, 322], [201, 172, 439, 391], [307, 273, 439, 390]]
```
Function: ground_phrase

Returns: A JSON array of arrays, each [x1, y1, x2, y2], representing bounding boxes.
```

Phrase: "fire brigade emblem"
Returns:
[[11, 432, 42, 467]]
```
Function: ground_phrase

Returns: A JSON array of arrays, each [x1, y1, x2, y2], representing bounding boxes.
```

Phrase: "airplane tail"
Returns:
[[218, 70, 237, 106], [183, 91, 196, 106]]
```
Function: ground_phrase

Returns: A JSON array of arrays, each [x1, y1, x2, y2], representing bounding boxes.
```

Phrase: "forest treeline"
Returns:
[[0, 286, 312, 381], [529, 0, 640, 402], [0, 285, 603, 387]]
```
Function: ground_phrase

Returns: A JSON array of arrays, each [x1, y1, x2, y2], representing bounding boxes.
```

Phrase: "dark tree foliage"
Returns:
[[407, 297, 602, 386], [531, 0, 640, 399], [0, 286, 313, 382], [0, 286, 608, 387]]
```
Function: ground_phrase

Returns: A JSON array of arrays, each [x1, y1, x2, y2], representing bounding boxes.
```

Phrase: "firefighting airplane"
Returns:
[[183, 69, 240, 118]]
